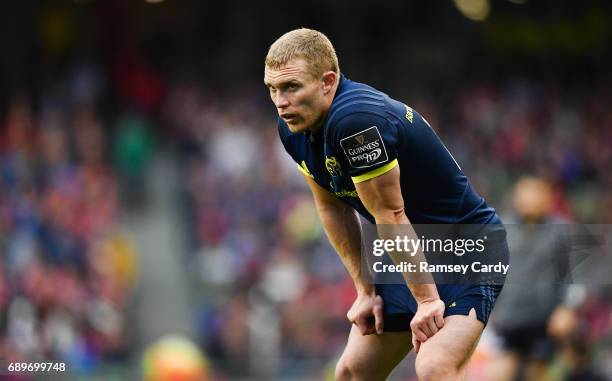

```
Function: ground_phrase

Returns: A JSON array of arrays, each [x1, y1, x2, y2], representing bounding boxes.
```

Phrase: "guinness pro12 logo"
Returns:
[[340, 126, 389, 168]]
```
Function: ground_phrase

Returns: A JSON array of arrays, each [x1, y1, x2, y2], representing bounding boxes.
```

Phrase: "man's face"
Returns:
[[264, 58, 328, 133]]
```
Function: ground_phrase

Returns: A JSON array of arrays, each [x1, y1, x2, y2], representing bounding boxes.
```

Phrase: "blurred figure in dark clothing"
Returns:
[[489, 177, 576, 381]]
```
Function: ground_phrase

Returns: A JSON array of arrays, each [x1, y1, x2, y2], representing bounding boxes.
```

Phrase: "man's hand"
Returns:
[[410, 299, 445, 353], [347, 293, 384, 335]]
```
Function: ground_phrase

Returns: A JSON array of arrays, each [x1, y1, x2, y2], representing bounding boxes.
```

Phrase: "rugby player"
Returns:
[[264, 28, 507, 381]]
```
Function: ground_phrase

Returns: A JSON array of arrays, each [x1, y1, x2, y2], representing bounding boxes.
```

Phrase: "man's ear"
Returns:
[[321, 71, 337, 94]]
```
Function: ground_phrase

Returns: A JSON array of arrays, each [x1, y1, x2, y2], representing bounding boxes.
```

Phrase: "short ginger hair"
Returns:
[[265, 28, 339, 78]]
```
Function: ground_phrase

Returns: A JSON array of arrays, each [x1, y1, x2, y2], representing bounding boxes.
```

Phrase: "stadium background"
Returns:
[[0, 0, 610, 380]]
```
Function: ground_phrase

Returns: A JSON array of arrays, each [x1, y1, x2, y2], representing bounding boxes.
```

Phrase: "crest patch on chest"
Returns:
[[325, 156, 342, 177]]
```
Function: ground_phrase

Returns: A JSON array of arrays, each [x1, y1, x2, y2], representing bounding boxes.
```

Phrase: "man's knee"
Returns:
[[335, 354, 379, 381], [335, 357, 352, 381], [415, 355, 461, 381]]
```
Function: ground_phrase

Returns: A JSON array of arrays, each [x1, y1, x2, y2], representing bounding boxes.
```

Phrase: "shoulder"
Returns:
[[328, 112, 391, 148], [327, 77, 390, 128], [326, 76, 413, 141]]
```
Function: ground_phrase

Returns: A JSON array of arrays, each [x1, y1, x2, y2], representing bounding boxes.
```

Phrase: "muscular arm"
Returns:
[[302, 173, 384, 335], [301, 173, 373, 295], [354, 165, 445, 350], [354, 166, 439, 303]]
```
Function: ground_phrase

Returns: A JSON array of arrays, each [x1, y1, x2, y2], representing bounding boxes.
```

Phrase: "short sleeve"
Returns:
[[330, 112, 399, 183]]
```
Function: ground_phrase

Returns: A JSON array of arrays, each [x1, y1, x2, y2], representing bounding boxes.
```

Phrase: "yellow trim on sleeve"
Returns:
[[297, 161, 314, 178], [351, 159, 398, 184]]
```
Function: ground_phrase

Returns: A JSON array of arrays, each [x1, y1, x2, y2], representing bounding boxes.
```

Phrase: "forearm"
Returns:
[[317, 203, 374, 295], [375, 211, 440, 303]]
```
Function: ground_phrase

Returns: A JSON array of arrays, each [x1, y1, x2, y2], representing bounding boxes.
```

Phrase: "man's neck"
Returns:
[[308, 78, 341, 133]]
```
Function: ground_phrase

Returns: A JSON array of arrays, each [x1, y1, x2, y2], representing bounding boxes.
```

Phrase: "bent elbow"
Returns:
[[374, 206, 406, 224]]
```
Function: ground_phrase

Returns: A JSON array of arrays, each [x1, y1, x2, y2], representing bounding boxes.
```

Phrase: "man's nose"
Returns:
[[273, 92, 290, 109]]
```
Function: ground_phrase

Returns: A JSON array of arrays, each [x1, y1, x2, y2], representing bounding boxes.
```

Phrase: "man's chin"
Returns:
[[287, 122, 309, 134]]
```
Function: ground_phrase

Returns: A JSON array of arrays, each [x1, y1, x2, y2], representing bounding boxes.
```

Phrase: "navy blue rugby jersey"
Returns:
[[278, 74, 499, 225]]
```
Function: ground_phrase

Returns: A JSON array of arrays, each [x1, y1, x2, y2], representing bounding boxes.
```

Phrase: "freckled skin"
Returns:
[[264, 58, 338, 134]]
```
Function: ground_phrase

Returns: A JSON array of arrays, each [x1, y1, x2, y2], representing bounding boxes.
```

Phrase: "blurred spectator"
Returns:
[[486, 177, 573, 381], [112, 113, 155, 209], [484, 177, 608, 381]]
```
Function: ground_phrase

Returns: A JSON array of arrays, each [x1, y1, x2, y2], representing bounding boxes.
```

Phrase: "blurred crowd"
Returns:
[[168, 76, 611, 379], [447, 82, 612, 223], [0, 66, 138, 373]]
